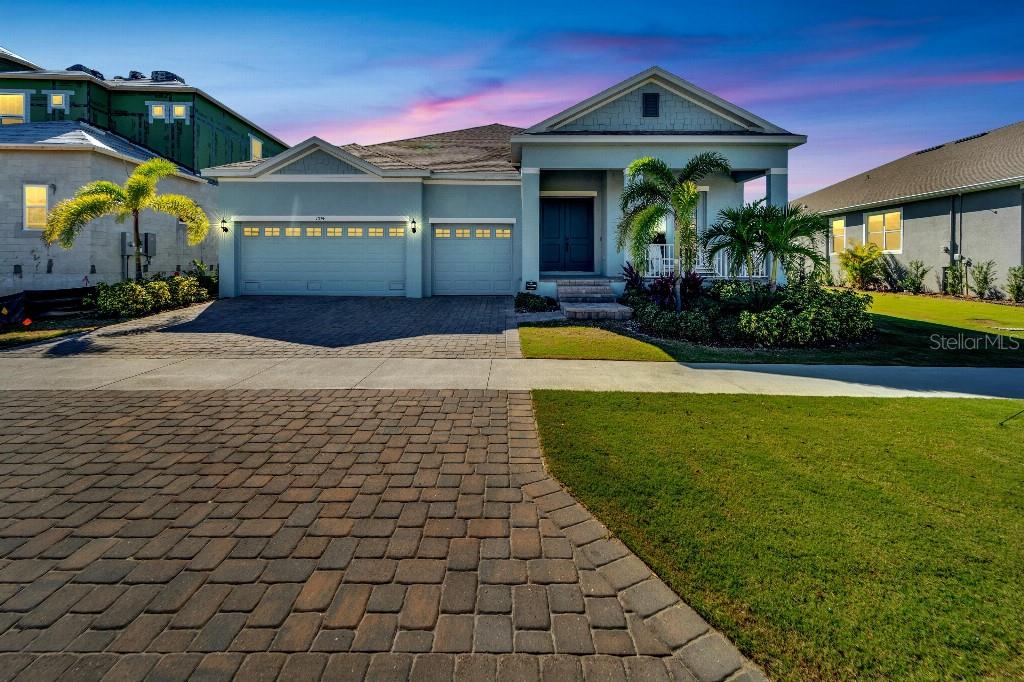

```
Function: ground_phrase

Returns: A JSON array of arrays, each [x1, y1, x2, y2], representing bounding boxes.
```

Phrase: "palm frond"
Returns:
[[677, 151, 731, 183], [132, 158, 179, 182], [622, 204, 668, 275], [44, 195, 119, 249], [124, 159, 180, 209], [619, 178, 669, 214], [74, 180, 126, 203], [148, 194, 210, 245], [624, 156, 675, 189]]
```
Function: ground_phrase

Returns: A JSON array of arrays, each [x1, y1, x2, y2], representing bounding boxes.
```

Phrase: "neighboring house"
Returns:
[[206, 67, 805, 299], [0, 46, 287, 293], [799, 120, 1024, 291]]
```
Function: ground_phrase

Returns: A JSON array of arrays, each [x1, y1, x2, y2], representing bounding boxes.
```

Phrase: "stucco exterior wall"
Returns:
[[520, 143, 789, 173], [827, 186, 1023, 291], [0, 149, 216, 294], [271, 150, 366, 175], [557, 84, 745, 133]]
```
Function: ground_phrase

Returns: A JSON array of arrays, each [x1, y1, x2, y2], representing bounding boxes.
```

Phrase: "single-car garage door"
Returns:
[[431, 223, 514, 295], [239, 222, 406, 295]]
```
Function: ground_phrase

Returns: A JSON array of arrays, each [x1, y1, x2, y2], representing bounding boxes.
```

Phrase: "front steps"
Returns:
[[553, 279, 632, 321]]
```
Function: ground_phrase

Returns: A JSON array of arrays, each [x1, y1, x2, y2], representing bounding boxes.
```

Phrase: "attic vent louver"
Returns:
[[642, 92, 660, 118], [66, 64, 105, 80], [953, 132, 987, 144], [150, 70, 185, 84]]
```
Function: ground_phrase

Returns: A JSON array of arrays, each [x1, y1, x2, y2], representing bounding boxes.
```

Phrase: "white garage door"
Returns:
[[432, 224, 514, 295], [239, 223, 406, 296]]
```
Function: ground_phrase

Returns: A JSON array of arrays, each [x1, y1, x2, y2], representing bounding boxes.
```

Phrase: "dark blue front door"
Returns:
[[540, 198, 594, 272]]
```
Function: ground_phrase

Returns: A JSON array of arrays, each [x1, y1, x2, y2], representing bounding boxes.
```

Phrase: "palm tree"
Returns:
[[700, 200, 764, 289], [617, 152, 731, 308], [757, 203, 829, 290], [44, 158, 209, 281]]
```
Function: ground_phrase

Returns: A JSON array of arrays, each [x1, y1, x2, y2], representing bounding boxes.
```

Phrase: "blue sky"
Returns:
[[6, 0, 1024, 196]]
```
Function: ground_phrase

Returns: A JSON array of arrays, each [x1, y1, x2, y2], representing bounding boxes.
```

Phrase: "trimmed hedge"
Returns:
[[93, 275, 209, 318]]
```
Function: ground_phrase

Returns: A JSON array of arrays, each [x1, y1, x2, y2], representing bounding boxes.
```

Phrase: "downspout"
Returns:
[[958, 193, 966, 296]]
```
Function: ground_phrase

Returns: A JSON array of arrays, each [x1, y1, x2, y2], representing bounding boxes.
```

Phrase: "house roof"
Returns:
[[0, 46, 42, 71], [798, 120, 1024, 214], [0, 121, 202, 182]]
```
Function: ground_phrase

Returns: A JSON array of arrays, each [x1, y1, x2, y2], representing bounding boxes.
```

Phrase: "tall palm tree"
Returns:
[[44, 158, 209, 281], [757, 203, 829, 290], [700, 200, 764, 289], [617, 152, 731, 308]]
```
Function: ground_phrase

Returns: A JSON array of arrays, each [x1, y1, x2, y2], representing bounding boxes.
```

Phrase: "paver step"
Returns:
[[551, 278, 619, 286], [557, 294, 617, 303], [560, 302, 633, 320], [556, 285, 614, 295]]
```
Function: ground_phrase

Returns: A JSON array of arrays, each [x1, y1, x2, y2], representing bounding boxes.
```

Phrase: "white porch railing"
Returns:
[[646, 244, 768, 279]]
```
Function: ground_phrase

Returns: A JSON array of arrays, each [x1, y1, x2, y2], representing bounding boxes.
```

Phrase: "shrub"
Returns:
[[837, 244, 883, 289], [878, 254, 907, 291], [648, 275, 678, 309], [622, 262, 644, 292], [710, 280, 778, 314], [679, 271, 705, 303], [95, 281, 154, 318], [514, 292, 558, 313], [969, 260, 998, 299], [189, 259, 219, 295], [901, 260, 931, 294], [942, 263, 967, 296], [1007, 266, 1024, 303], [167, 274, 209, 307], [735, 283, 873, 348], [145, 280, 172, 310]]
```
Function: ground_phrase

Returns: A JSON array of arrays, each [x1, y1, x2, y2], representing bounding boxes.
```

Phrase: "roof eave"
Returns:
[[800, 175, 1024, 214], [0, 142, 204, 183], [511, 133, 806, 146]]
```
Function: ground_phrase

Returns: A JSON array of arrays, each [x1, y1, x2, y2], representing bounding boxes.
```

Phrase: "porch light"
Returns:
[[409, 218, 417, 234], [220, 218, 229, 233]]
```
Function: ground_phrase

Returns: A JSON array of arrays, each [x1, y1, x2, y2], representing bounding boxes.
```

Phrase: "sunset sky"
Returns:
[[6, 0, 1024, 196]]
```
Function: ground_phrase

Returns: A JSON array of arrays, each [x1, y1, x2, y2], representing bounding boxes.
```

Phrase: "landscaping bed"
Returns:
[[534, 391, 1024, 680]]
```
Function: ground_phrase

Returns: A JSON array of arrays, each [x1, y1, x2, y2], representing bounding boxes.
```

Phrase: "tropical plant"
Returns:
[[757, 204, 829, 291], [901, 260, 931, 294], [514, 292, 559, 313], [1007, 266, 1024, 303], [648, 274, 678, 309], [43, 158, 209, 281], [942, 262, 967, 297], [617, 153, 731, 308], [701, 200, 764, 289], [622, 262, 645, 292], [969, 260, 998, 299], [838, 244, 883, 289], [878, 254, 907, 291]]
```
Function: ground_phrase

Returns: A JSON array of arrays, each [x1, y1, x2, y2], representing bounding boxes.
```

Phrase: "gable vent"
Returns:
[[642, 92, 660, 118]]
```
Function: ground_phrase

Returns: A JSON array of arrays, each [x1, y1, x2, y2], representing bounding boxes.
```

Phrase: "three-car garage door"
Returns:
[[431, 224, 514, 295], [239, 222, 406, 296]]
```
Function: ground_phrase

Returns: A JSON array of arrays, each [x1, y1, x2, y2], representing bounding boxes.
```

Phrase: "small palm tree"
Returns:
[[700, 200, 764, 289], [757, 203, 829, 290], [617, 152, 731, 308], [44, 158, 209, 281]]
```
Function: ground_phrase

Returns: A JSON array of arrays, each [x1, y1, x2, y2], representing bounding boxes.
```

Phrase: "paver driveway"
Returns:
[[0, 390, 759, 681], [3, 296, 521, 359]]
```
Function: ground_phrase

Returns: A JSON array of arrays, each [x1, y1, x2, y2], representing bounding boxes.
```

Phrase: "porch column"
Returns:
[[217, 216, 238, 297], [520, 168, 540, 290], [405, 183, 424, 298], [766, 168, 789, 285], [604, 170, 624, 277]]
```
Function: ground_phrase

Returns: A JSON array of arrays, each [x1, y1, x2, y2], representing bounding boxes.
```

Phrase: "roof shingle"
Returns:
[[799, 120, 1024, 213]]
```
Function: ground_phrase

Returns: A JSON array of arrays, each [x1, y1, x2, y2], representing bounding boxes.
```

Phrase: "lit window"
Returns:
[[148, 103, 166, 122], [243, 227, 259, 237], [495, 228, 511, 239], [249, 135, 263, 160], [455, 228, 470, 238], [388, 227, 405, 237], [264, 227, 280, 236], [285, 227, 301, 237], [866, 209, 902, 252], [830, 218, 846, 254], [172, 104, 188, 120], [326, 227, 343, 237], [23, 185, 48, 229], [434, 228, 451, 238], [0, 93, 27, 125], [368, 227, 384, 237], [306, 227, 322, 237], [47, 92, 71, 114], [475, 228, 491, 238], [347, 227, 364, 237]]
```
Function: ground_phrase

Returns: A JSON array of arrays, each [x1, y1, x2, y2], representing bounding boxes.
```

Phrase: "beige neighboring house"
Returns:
[[0, 121, 216, 294], [799, 120, 1024, 290]]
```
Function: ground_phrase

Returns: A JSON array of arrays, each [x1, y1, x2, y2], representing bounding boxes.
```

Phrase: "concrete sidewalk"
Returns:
[[2, 356, 1022, 398]]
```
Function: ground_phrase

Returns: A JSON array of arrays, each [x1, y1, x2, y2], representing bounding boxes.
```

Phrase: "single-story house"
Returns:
[[205, 67, 805, 299], [798, 120, 1024, 291]]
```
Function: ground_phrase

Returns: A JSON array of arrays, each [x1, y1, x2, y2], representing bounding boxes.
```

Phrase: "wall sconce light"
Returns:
[[409, 218, 417, 234], [220, 218, 229, 233]]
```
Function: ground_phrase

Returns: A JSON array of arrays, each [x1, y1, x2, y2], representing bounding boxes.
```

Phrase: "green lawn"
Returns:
[[534, 391, 1024, 680], [0, 316, 103, 349], [519, 294, 1024, 366]]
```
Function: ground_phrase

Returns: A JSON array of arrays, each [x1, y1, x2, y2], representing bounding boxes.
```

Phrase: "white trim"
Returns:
[[828, 216, 847, 256], [862, 207, 903, 254], [231, 215, 410, 223], [521, 167, 540, 174], [218, 175, 422, 183], [423, 179, 521, 185], [511, 134, 806, 146], [427, 218, 517, 224], [248, 133, 263, 161], [540, 190, 598, 197], [22, 183, 48, 231]]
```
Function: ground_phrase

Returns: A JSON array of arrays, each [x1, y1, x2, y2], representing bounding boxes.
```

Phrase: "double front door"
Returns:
[[540, 198, 594, 272]]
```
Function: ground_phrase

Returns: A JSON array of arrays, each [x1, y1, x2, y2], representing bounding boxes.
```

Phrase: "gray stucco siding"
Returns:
[[270, 149, 367, 175], [520, 143, 789, 173], [216, 180, 422, 218], [557, 84, 746, 133]]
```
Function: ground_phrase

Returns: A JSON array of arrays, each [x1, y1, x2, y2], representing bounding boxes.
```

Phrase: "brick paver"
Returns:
[[0, 390, 762, 680], [3, 296, 521, 359]]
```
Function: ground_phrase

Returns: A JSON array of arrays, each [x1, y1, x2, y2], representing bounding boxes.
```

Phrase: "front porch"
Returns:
[[645, 243, 770, 279]]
